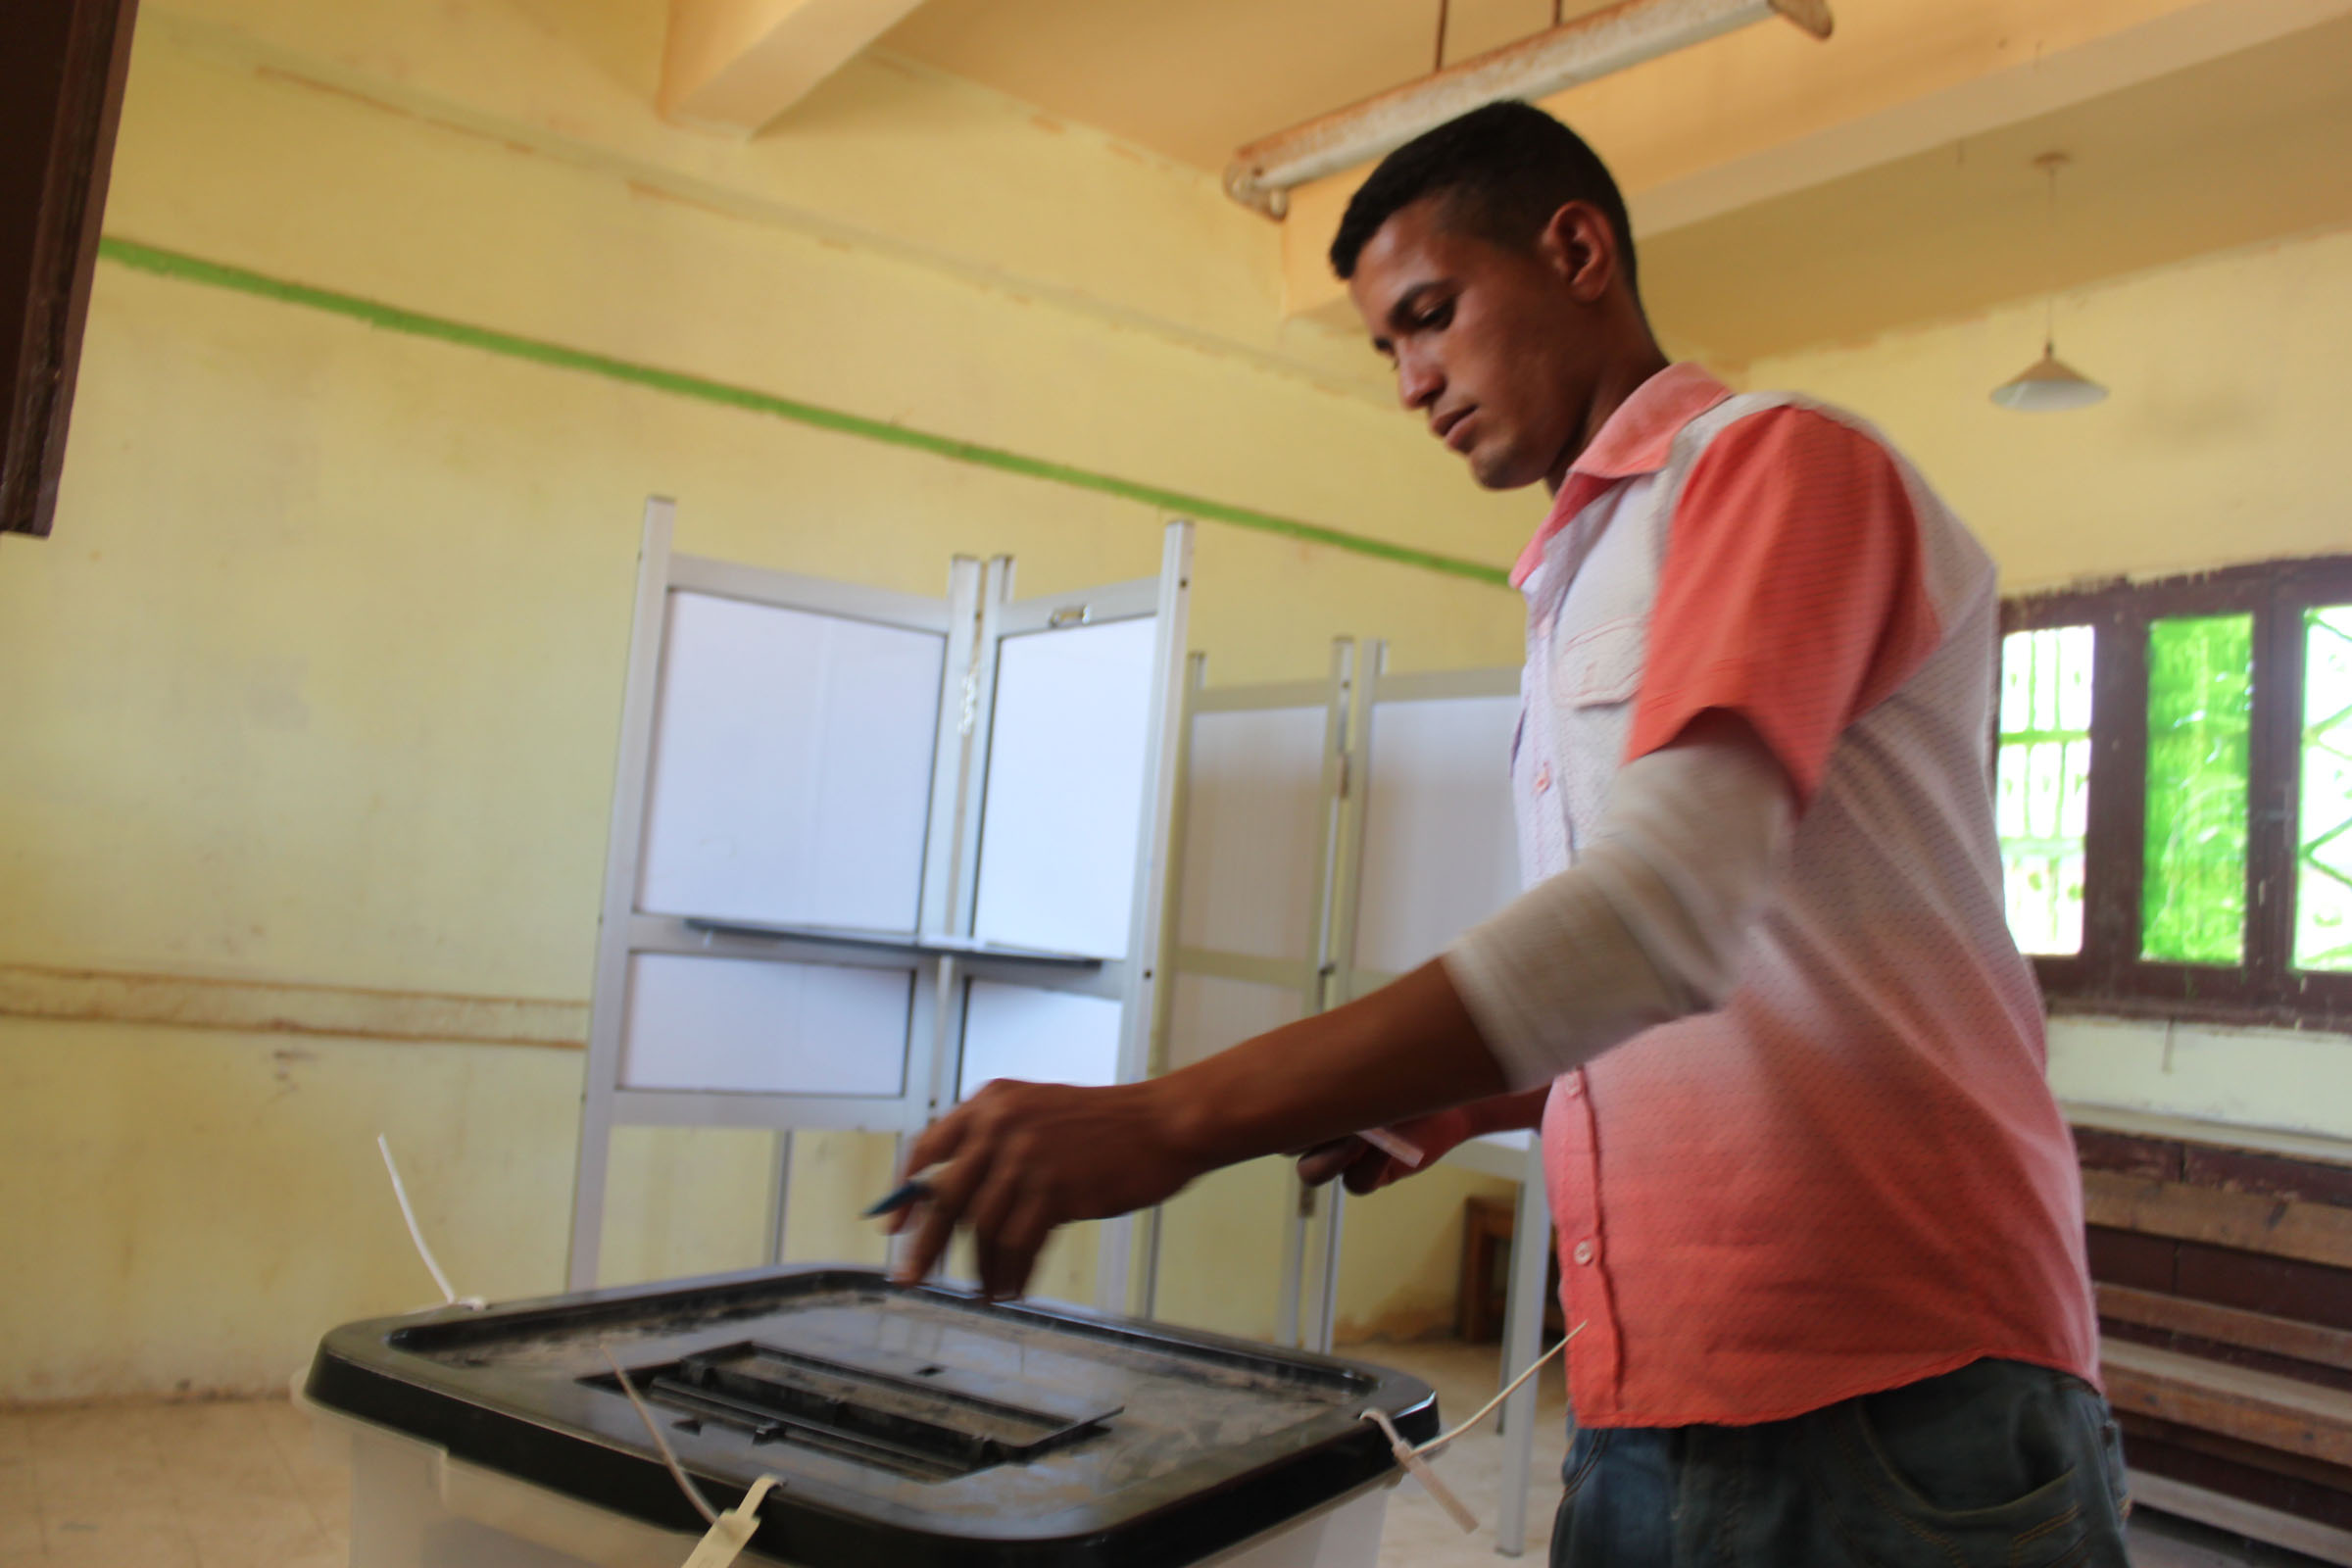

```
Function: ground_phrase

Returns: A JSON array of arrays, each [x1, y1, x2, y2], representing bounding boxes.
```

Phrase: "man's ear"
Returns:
[[1539, 202, 1617, 303]]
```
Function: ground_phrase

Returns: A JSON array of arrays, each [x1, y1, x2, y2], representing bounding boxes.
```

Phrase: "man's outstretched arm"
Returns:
[[891, 710, 1792, 1299], [891, 956, 1508, 1298]]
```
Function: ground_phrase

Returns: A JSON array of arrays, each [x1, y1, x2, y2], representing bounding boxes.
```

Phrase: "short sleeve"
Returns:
[[1626, 407, 1941, 805]]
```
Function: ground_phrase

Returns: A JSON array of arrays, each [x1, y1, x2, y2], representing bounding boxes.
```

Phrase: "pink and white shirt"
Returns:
[[1455, 364, 2098, 1428]]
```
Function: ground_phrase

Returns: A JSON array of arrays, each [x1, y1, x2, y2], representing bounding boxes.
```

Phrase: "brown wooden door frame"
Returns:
[[2, 0, 142, 539]]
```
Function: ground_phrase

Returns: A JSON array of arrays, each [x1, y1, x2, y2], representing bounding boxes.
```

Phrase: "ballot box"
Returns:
[[301, 1265, 1436, 1568]]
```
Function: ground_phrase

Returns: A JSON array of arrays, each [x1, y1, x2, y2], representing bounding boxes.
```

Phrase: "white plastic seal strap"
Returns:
[[680, 1476, 781, 1568], [1363, 1405, 1478, 1533], [1359, 1321, 1582, 1535], [375, 1133, 487, 1311], [600, 1348, 786, 1567]]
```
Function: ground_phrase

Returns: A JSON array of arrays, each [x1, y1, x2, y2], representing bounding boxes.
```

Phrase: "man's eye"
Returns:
[[1415, 300, 1454, 332]]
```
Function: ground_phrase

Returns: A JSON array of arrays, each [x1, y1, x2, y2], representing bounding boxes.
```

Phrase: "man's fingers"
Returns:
[[889, 1094, 991, 1244], [1299, 1136, 1406, 1193], [901, 1104, 976, 1189], [894, 1145, 989, 1286], [983, 1193, 1055, 1302], [1297, 1137, 1365, 1187], [962, 1154, 1026, 1281], [898, 1186, 961, 1286]]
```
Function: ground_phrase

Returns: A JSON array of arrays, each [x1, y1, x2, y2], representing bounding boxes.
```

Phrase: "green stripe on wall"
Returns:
[[96, 237, 1512, 589]]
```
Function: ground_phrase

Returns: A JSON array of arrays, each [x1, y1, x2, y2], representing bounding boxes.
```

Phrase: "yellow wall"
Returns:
[[0, 4, 1530, 1400], [1747, 222, 2352, 1144], [1744, 224, 2352, 594]]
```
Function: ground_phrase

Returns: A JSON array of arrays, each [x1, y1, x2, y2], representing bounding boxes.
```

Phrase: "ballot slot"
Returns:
[[587, 1339, 1123, 1482]]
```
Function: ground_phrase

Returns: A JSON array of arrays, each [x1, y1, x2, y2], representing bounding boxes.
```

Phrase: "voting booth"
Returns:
[[568, 500, 1191, 1316]]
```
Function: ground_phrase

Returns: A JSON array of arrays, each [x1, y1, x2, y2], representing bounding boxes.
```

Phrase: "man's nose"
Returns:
[[1396, 353, 1442, 412]]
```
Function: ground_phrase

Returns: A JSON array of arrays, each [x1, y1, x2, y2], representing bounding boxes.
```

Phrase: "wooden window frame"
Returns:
[[2002, 556, 2352, 1031]]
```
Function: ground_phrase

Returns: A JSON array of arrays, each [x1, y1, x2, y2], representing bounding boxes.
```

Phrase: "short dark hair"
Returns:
[[1328, 101, 1637, 290]]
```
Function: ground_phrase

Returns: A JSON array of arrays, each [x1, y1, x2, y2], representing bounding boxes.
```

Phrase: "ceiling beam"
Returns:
[[1280, 0, 2352, 322], [660, 0, 927, 133]]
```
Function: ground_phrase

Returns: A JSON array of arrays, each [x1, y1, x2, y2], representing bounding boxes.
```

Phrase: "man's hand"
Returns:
[[1294, 1086, 1549, 1194], [887, 1077, 1206, 1300], [1296, 1108, 1476, 1194], [885, 960, 1509, 1301]]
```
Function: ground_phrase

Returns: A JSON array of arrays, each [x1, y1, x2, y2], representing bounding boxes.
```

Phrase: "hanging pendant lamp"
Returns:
[[1993, 153, 2107, 413], [1991, 344, 2108, 412]]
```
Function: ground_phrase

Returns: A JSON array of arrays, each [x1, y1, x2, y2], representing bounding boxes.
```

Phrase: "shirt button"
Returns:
[[1572, 1241, 1595, 1266], [1534, 762, 1552, 794]]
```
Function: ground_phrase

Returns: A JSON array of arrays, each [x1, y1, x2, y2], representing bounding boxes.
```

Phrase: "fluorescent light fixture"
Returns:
[[1223, 0, 1834, 218]]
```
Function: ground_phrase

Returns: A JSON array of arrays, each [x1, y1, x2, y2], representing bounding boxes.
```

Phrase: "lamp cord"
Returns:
[[2042, 156, 2062, 355]]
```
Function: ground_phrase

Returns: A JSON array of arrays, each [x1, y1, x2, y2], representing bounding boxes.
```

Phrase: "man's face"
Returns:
[[1347, 196, 1600, 492]]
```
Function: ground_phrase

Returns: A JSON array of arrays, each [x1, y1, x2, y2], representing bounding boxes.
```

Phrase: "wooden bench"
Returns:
[[2077, 1124, 2352, 1564]]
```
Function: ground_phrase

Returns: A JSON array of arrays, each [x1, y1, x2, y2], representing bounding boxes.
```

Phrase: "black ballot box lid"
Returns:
[[305, 1265, 1439, 1568]]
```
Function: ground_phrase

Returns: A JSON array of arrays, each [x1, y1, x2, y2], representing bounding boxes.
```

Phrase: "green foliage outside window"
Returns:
[[1996, 627, 2093, 956], [2298, 606, 2352, 972], [2142, 614, 2253, 964]]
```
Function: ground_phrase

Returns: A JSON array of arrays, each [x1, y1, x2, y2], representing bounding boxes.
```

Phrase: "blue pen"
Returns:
[[863, 1178, 934, 1218]]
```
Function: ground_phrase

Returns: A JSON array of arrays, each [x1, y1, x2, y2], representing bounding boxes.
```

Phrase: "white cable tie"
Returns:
[[600, 1348, 786, 1564], [680, 1475, 783, 1568], [1363, 1405, 1478, 1534], [376, 1134, 484, 1310], [1356, 1320, 1584, 1536], [1414, 1320, 1582, 1463], [601, 1348, 722, 1528]]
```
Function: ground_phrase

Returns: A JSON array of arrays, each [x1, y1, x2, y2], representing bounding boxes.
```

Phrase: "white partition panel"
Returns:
[[1154, 640, 1559, 1545], [1145, 649, 1351, 1345], [638, 592, 944, 930], [957, 980, 1125, 1098], [620, 955, 911, 1096], [971, 617, 1160, 958], [1352, 694, 1523, 975], [1174, 708, 1331, 963], [1152, 974, 1307, 1343], [1345, 655, 1554, 1557]]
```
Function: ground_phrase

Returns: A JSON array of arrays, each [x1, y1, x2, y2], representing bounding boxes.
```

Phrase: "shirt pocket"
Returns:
[[1544, 617, 1647, 859], [1554, 617, 1646, 709]]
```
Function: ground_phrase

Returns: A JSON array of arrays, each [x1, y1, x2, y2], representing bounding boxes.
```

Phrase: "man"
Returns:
[[892, 103, 2129, 1566]]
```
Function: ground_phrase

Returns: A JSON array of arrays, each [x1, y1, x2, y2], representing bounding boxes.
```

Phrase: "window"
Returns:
[[1995, 626, 2092, 956], [2303, 606, 2352, 973], [2140, 613, 2252, 965], [1997, 558, 2352, 1028]]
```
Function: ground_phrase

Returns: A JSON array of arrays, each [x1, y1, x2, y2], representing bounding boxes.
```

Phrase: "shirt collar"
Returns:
[[1508, 363, 1735, 588]]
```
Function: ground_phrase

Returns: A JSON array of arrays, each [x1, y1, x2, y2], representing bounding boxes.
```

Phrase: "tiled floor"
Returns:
[[0, 1341, 2328, 1567], [0, 1396, 344, 1567]]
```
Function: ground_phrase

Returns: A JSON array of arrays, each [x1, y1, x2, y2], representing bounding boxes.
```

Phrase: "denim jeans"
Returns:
[[1549, 1358, 2132, 1568]]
